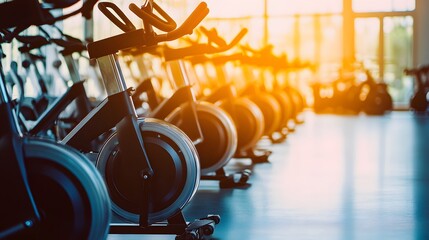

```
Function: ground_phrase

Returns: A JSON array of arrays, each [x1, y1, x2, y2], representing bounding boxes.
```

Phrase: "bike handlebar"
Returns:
[[228, 28, 248, 49], [161, 28, 247, 61], [55, 0, 99, 21], [98, 2, 136, 32], [421, 65, 429, 73], [241, 44, 274, 56], [15, 35, 50, 53], [81, 0, 99, 19], [14, 31, 86, 55], [129, 1, 177, 32], [199, 26, 227, 47], [51, 38, 86, 55], [87, 2, 209, 59], [161, 2, 209, 41], [15, 35, 49, 46], [404, 65, 429, 75], [188, 53, 244, 65], [239, 44, 289, 68], [198, 27, 248, 50], [404, 68, 419, 75]]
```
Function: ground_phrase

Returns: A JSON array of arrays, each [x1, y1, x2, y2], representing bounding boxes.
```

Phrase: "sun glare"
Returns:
[[204, 0, 263, 18], [353, 0, 415, 12]]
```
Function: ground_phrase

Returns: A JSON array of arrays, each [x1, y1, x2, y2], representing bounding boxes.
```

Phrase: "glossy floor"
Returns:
[[108, 111, 429, 240]]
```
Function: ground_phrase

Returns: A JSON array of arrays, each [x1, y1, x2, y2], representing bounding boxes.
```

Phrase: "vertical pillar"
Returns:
[[342, 0, 354, 68], [314, 15, 321, 66], [379, 17, 384, 79], [263, 0, 269, 46], [294, 15, 300, 60], [416, 0, 429, 65]]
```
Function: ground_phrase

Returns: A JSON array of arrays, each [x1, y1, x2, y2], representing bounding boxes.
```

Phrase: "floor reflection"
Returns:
[[109, 112, 429, 240], [412, 115, 429, 240]]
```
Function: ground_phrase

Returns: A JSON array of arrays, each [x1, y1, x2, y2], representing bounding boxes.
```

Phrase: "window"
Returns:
[[268, 17, 295, 57], [65, 0, 418, 108], [355, 18, 380, 77], [204, 0, 263, 18], [319, 16, 343, 64], [353, 0, 415, 12], [353, 15, 414, 106], [383, 16, 413, 104], [268, 0, 342, 15]]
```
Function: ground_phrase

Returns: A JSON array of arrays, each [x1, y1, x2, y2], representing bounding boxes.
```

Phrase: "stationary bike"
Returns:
[[358, 70, 393, 115], [66, 1, 220, 238], [0, 1, 111, 238], [121, 27, 252, 187], [253, 50, 295, 137], [238, 47, 283, 143], [6, 33, 93, 141], [241, 44, 306, 134], [313, 68, 362, 114], [183, 29, 270, 163], [405, 65, 429, 113], [188, 55, 271, 163], [7, 37, 54, 122], [275, 59, 307, 126]]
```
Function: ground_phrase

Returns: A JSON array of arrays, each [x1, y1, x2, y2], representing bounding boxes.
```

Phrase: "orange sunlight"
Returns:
[[204, 0, 342, 18], [353, 0, 415, 12]]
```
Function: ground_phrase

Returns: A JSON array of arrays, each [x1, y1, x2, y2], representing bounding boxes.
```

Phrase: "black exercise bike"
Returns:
[[0, 0, 111, 239], [405, 65, 429, 113], [64, 1, 220, 239]]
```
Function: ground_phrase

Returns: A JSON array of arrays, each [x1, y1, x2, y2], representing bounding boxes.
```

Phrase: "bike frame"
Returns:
[[60, 53, 154, 226], [26, 51, 92, 137], [0, 48, 40, 238], [130, 56, 203, 144]]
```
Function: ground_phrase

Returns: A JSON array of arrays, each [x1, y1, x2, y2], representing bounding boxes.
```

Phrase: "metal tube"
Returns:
[[165, 60, 191, 89], [96, 54, 128, 96], [63, 55, 81, 84]]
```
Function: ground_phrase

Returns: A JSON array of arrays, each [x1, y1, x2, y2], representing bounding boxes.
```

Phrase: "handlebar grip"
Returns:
[[228, 28, 248, 48], [182, 2, 209, 34], [129, 2, 177, 32], [420, 65, 429, 72], [81, 0, 99, 19], [164, 2, 209, 40], [199, 26, 227, 47], [182, 36, 199, 45], [364, 70, 375, 82], [211, 53, 244, 64], [15, 35, 48, 46], [63, 33, 83, 44], [98, 2, 136, 32], [15, 35, 50, 53], [240, 44, 255, 54], [163, 44, 215, 61], [404, 68, 418, 75]]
